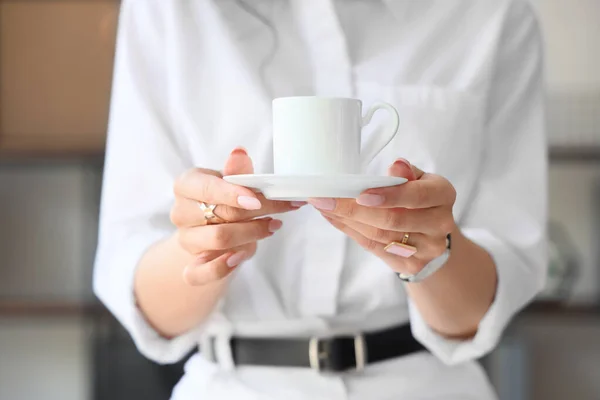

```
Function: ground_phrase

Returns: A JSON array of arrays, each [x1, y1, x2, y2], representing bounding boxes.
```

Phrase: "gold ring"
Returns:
[[198, 202, 219, 223], [401, 233, 410, 245]]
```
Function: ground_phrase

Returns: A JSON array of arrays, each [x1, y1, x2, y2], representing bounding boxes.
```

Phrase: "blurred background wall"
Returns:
[[0, 1, 598, 399], [487, 2, 600, 399]]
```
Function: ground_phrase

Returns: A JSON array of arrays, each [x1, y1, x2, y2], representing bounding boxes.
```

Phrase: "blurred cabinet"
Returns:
[[93, 320, 189, 400], [0, 0, 120, 155], [0, 162, 103, 303], [488, 314, 600, 400], [0, 318, 91, 400]]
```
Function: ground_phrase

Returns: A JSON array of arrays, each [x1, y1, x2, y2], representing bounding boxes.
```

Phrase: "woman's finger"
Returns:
[[315, 202, 454, 235], [183, 242, 258, 286], [324, 217, 426, 277], [387, 158, 418, 181], [355, 158, 453, 209], [190, 246, 241, 264], [185, 242, 256, 268], [211, 193, 304, 222], [177, 217, 282, 253], [171, 195, 303, 227], [174, 168, 263, 211], [323, 214, 447, 261], [356, 177, 456, 209], [223, 147, 254, 176]]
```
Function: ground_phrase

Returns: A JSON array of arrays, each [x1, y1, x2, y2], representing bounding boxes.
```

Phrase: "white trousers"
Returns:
[[171, 351, 498, 400]]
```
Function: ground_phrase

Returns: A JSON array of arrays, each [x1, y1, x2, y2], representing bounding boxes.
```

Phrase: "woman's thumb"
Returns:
[[388, 158, 417, 181], [223, 147, 254, 176]]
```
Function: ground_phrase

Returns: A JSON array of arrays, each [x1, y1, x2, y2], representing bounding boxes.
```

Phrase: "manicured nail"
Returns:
[[384, 243, 417, 258], [356, 193, 384, 207], [268, 219, 283, 232], [237, 196, 262, 210], [291, 201, 307, 208], [392, 158, 411, 169], [308, 198, 336, 211], [227, 251, 247, 268], [231, 147, 248, 155]]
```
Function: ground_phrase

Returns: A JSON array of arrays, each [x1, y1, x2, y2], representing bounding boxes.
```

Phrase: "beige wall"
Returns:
[[530, 0, 600, 92]]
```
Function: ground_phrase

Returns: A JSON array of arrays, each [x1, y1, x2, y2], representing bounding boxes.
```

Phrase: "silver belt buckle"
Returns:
[[308, 337, 326, 372], [199, 335, 217, 363], [308, 333, 367, 372], [353, 333, 367, 371]]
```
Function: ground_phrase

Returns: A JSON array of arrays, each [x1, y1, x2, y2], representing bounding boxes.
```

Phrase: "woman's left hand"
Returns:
[[308, 158, 457, 277]]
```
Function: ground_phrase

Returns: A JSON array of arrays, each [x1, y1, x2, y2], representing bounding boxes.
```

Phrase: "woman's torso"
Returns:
[[154, 0, 507, 398]]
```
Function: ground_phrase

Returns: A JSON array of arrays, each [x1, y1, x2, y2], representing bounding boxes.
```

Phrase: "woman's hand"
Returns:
[[309, 158, 457, 278], [171, 148, 303, 286], [310, 158, 498, 338]]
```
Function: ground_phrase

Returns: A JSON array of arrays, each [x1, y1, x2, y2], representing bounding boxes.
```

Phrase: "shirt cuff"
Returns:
[[94, 231, 204, 365], [408, 229, 546, 365]]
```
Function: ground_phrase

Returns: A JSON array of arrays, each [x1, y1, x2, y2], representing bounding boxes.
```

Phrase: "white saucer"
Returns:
[[223, 174, 407, 200]]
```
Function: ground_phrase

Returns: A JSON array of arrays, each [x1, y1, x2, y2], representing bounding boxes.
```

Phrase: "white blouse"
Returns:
[[94, 0, 547, 398]]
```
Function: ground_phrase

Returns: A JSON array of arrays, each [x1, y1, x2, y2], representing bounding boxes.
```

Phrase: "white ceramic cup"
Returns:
[[272, 96, 400, 175]]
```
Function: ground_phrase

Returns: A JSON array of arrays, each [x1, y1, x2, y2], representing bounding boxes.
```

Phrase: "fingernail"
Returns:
[[231, 147, 248, 155], [227, 251, 247, 268], [356, 193, 384, 207], [291, 201, 307, 208], [392, 158, 411, 169], [384, 243, 417, 258], [268, 219, 283, 232], [237, 196, 262, 210], [308, 198, 336, 211]]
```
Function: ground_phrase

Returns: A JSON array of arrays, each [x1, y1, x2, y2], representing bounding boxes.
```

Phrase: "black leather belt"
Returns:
[[204, 323, 426, 373]]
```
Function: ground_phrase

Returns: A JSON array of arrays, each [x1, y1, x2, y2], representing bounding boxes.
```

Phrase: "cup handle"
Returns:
[[360, 102, 400, 170]]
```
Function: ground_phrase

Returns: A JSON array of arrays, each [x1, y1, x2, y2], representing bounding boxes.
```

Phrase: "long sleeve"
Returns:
[[93, 1, 201, 364], [409, 0, 547, 365]]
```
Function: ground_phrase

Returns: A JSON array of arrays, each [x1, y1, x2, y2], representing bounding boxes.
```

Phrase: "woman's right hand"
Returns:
[[170, 148, 302, 286]]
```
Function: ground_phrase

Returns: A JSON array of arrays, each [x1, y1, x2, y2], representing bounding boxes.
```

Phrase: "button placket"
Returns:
[[291, 0, 354, 317], [291, 0, 354, 97]]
